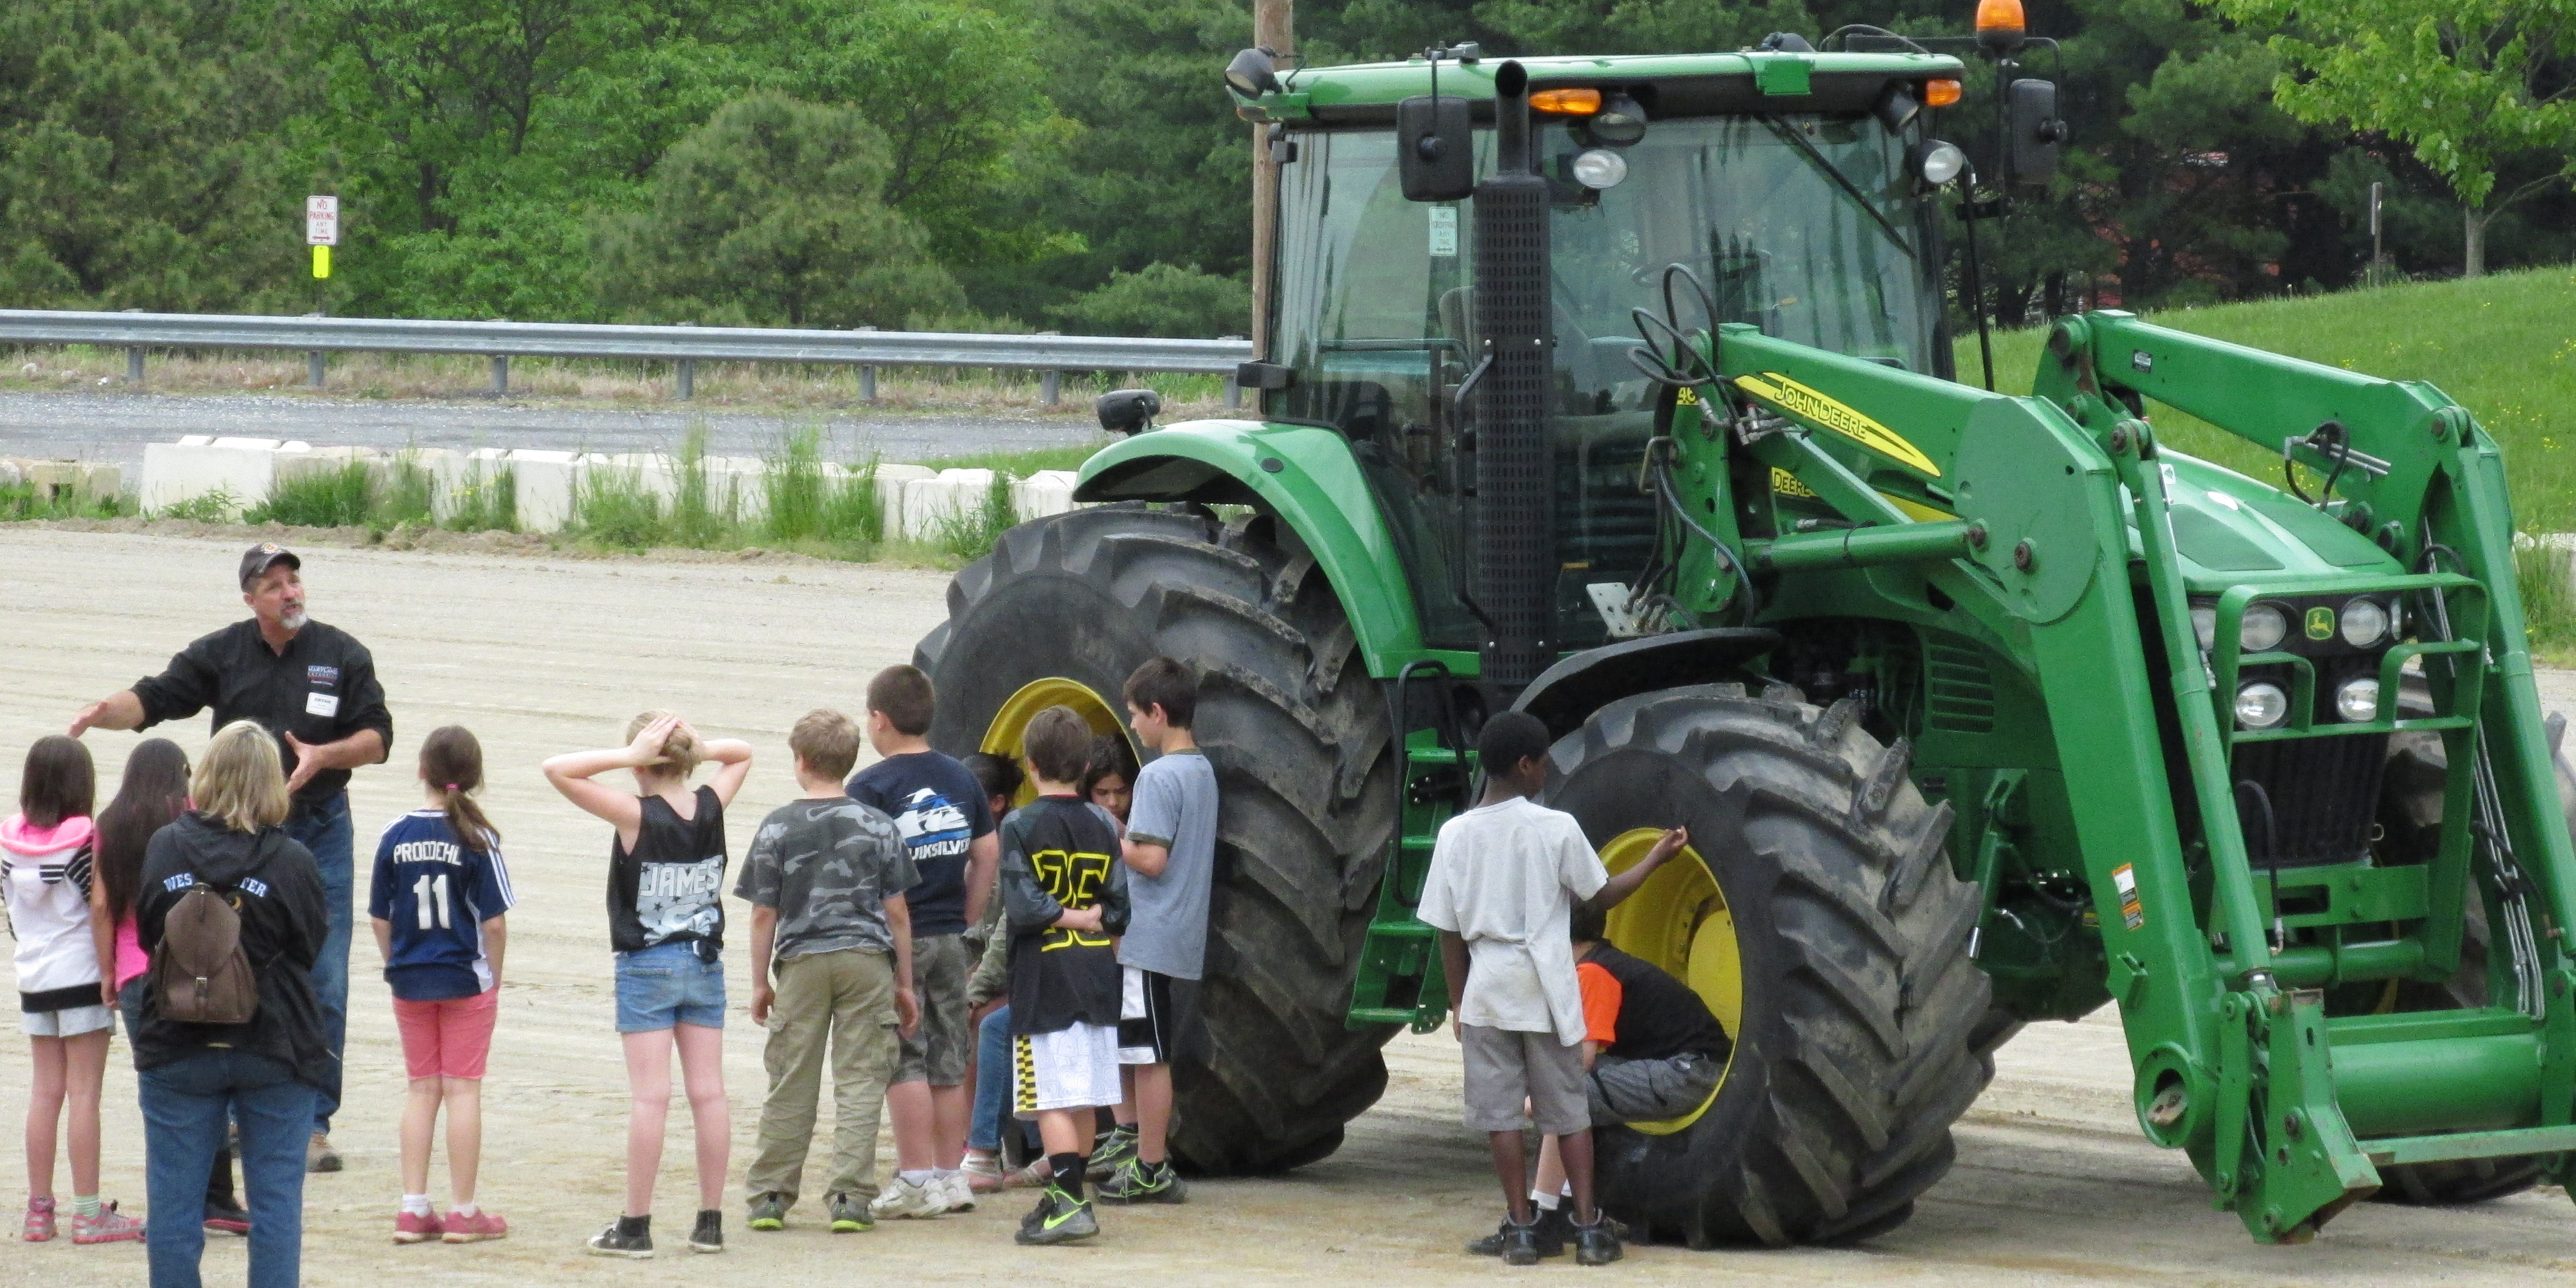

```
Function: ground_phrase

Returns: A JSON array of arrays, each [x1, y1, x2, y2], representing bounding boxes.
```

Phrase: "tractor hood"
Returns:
[[2154, 451, 2403, 590]]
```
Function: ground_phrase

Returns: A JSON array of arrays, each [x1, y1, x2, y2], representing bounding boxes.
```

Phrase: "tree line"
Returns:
[[0, 0, 2565, 337]]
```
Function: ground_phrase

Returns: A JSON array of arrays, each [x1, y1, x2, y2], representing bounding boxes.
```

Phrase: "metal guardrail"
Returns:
[[0, 308, 1257, 405]]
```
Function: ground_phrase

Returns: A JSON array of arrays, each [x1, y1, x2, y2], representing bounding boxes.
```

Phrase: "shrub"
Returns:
[[575, 463, 666, 548], [935, 470, 1016, 561], [249, 463, 372, 528], [444, 462, 518, 533], [1045, 262, 1249, 339]]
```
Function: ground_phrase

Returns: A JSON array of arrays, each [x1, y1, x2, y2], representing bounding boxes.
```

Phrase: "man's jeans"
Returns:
[[286, 792, 352, 1134], [139, 1051, 314, 1288]]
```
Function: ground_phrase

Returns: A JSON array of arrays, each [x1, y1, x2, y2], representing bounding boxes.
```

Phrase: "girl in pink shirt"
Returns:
[[90, 739, 245, 1234]]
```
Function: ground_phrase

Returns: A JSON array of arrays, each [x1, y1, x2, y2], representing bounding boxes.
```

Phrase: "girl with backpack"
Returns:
[[92, 738, 252, 1238], [543, 711, 753, 1258], [4, 734, 145, 1245], [133, 720, 329, 1288], [368, 726, 514, 1244]]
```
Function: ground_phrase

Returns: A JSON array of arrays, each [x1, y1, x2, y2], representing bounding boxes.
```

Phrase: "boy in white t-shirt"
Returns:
[[1417, 711, 1684, 1268]]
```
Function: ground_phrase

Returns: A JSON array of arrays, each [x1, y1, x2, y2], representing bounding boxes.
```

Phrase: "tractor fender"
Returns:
[[1074, 419, 1433, 676], [1513, 627, 1782, 740]]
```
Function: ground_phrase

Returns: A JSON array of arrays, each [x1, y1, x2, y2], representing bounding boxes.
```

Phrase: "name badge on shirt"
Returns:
[[306, 692, 340, 718]]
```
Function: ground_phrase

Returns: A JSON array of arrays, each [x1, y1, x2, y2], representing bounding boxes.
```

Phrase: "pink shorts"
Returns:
[[393, 987, 500, 1081]]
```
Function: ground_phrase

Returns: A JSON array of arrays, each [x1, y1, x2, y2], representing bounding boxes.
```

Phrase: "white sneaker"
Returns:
[[869, 1178, 944, 1220], [937, 1171, 976, 1214]]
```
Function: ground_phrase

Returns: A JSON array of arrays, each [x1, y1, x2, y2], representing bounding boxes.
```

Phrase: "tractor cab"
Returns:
[[1236, 48, 1973, 652]]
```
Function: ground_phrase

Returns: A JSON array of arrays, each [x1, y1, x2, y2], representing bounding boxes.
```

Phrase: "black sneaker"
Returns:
[[1573, 1215, 1624, 1266], [202, 1197, 251, 1237], [1087, 1128, 1138, 1181], [688, 1210, 723, 1253], [1465, 1217, 1552, 1263], [1014, 1187, 1100, 1246], [1096, 1158, 1189, 1205], [586, 1218, 654, 1259]]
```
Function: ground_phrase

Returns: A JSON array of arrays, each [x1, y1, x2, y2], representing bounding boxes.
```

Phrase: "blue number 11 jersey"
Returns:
[[368, 811, 517, 1002]]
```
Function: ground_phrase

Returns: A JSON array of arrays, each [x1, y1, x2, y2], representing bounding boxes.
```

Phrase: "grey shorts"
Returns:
[[895, 934, 973, 1086], [23, 1003, 114, 1038], [1461, 1023, 1588, 1136], [1588, 1051, 1723, 1125]]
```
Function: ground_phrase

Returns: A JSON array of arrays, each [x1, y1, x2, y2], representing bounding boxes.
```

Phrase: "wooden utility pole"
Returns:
[[1249, 0, 1293, 357]]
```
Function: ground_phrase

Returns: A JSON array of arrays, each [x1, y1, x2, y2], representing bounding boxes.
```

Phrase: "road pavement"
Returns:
[[0, 390, 1109, 473]]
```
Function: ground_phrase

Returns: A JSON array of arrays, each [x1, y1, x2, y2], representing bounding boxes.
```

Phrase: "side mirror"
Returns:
[[1096, 389, 1162, 435], [2006, 79, 2065, 186], [1398, 94, 1474, 202]]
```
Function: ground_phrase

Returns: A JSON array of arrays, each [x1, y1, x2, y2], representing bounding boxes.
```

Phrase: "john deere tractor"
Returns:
[[916, 13, 2576, 1248]]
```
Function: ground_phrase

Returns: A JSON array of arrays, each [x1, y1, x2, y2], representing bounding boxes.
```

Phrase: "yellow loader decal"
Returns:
[[1735, 371, 1942, 477]]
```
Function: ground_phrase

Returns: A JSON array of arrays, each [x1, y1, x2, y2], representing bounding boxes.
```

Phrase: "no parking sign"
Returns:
[[307, 195, 337, 278]]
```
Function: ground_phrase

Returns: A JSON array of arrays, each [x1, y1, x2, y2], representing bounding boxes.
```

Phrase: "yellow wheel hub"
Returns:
[[1598, 827, 1740, 1135], [981, 678, 1135, 805]]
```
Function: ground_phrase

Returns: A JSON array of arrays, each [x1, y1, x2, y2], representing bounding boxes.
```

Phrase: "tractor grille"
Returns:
[[1924, 639, 1997, 733], [1472, 171, 1556, 685], [2229, 657, 2390, 869]]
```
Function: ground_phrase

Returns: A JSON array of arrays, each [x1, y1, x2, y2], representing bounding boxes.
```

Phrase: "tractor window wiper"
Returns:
[[1755, 115, 1914, 260]]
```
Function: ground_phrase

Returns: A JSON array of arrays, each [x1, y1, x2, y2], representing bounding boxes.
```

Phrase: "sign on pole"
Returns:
[[306, 196, 339, 246]]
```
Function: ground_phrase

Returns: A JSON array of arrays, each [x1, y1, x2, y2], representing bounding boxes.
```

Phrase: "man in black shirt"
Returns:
[[1568, 900, 1729, 1126], [71, 543, 392, 1172]]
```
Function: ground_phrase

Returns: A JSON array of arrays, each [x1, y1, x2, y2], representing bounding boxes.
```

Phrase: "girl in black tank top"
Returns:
[[542, 711, 756, 1253]]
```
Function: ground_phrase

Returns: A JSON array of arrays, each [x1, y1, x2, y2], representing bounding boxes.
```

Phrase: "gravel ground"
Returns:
[[0, 390, 1111, 474], [3, 528, 2576, 1287]]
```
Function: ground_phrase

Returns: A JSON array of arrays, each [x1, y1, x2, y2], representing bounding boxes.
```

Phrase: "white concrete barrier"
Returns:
[[125, 437, 1093, 536]]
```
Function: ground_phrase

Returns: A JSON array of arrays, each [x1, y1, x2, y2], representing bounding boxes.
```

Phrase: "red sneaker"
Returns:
[[394, 1210, 441, 1244], [443, 1209, 508, 1243], [22, 1197, 56, 1243], [70, 1203, 145, 1246]]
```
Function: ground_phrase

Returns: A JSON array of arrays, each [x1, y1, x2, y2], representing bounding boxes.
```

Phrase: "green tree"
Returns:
[[594, 93, 965, 328], [1046, 262, 1248, 337], [0, 0, 300, 310], [2220, 0, 2576, 276]]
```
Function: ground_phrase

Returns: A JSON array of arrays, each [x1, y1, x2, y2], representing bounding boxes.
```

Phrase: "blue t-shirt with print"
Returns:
[[846, 750, 995, 937], [367, 811, 516, 1002]]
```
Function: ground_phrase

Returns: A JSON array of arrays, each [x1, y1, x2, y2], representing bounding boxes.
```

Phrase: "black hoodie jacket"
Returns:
[[133, 812, 331, 1088]]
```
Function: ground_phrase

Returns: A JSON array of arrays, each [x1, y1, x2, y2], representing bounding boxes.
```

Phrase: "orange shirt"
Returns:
[[1576, 958, 1621, 1046]]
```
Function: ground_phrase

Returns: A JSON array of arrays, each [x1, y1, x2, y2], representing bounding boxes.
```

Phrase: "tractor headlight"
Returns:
[[1571, 148, 1629, 190], [2340, 597, 2390, 648], [2335, 676, 2383, 723], [2190, 604, 2218, 652], [1912, 139, 1967, 187], [2234, 681, 2290, 730], [2239, 603, 2289, 654]]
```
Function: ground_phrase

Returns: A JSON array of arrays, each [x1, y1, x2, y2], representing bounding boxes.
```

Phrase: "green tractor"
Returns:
[[916, 18, 2576, 1248]]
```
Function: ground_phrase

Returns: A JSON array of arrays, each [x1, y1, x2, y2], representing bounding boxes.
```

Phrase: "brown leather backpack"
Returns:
[[150, 837, 266, 1026]]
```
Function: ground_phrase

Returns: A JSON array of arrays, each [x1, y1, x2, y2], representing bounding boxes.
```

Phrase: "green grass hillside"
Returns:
[[1957, 266, 2576, 532]]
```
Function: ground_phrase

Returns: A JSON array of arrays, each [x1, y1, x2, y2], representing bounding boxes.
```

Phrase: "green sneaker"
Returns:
[[1096, 1158, 1188, 1205], [1086, 1127, 1138, 1181], [827, 1193, 873, 1234], [1014, 1186, 1100, 1246], [745, 1193, 788, 1232]]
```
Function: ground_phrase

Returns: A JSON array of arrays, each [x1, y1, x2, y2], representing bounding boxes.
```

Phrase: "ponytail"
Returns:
[[419, 726, 500, 855]]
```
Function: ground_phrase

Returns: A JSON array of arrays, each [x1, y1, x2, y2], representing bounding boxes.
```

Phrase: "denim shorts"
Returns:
[[613, 941, 726, 1033]]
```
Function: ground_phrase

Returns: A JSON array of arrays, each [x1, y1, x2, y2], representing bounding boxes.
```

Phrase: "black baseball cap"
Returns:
[[238, 543, 301, 589]]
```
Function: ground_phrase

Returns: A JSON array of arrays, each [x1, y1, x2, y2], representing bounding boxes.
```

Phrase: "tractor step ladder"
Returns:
[[1347, 727, 1470, 1030]]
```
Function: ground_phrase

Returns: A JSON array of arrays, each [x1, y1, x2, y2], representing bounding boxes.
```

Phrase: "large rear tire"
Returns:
[[916, 504, 1399, 1173], [1546, 684, 1992, 1246]]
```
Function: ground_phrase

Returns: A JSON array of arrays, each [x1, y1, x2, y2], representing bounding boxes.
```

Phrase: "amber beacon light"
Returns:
[[1975, 0, 2027, 52]]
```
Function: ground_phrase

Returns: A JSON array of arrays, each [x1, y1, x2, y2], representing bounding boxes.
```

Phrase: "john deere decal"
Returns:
[[1735, 372, 1941, 477]]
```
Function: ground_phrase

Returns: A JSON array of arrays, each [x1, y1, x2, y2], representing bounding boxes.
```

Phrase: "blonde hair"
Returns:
[[193, 721, 291, 834], [625, 709, 702, 779], [789, 709, 861, 782]]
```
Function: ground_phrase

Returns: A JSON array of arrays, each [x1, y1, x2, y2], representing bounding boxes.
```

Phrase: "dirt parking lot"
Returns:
[[4, 529, 2576, 1287]]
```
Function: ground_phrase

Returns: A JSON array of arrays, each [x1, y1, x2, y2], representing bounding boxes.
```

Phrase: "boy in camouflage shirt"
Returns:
[[738, 711, 921, 1233]]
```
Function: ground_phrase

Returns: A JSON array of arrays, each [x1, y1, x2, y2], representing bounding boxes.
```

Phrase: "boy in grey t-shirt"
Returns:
[[1097, 657, 1215, 1205], [738, 711, 921, 1233]]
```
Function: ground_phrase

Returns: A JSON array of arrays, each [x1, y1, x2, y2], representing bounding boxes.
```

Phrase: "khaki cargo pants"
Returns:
[[744, 948, 901, 1205]]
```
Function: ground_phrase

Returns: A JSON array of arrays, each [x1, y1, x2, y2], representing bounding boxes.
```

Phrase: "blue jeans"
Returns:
[[286, 792, 352, 1133], [972, 1005, 1037, 1153], [139, 1051, 314, 1288], [613, 941, 727, 1032]]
